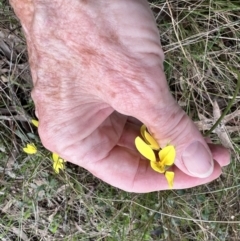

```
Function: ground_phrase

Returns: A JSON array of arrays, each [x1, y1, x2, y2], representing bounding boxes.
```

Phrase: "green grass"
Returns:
[[0, 0, 240, 240]]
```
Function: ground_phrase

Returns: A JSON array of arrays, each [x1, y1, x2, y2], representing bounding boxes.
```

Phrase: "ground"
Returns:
[[0, 0, 240, 240]]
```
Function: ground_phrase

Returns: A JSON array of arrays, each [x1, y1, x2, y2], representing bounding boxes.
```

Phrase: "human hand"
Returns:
[[10, 0, 230, 192]]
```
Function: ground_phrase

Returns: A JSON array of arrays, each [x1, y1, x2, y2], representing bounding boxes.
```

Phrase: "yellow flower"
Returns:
[[29, 119, 66, 174], [23, 143, 37, 154], [135, 125, 176, 189], [31, 119, 39, 127], [52, 153, 66, 174]]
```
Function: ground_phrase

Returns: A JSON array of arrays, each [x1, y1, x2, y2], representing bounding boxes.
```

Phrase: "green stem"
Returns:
[[204, 67, 240, 136]]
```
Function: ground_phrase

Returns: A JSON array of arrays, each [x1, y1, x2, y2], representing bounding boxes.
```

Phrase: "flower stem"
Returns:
[[204, 67, 240, 137]]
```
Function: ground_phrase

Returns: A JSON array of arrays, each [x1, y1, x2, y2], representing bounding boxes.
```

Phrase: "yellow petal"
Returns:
[[59, 158, 66, 163], [140, 125, 147, 140], [159, 145, 176, 166], [52, 153, 59, 162], [165, 171, 174, 189], [53, 161, 64, 174], [140, 125, 160, 150], [52, 153, 66, 164], [23, 143, 37, 154], [53, 164, 59, 174], [150, 161, 165, 173], [53, 163, 60, 173], [144, 132, 160, 150], [135, 137, 156, 162], [31, 119, 39, 127]]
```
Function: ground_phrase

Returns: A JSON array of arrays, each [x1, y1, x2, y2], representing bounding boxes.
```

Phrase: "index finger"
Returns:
[[84, 146, 223, 193]]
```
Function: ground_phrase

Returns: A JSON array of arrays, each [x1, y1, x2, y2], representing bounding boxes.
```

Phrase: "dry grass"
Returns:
[[0, 0, 240, 240]]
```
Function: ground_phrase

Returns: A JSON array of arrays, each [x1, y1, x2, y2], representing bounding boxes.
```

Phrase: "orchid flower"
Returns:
[[135, 125, 176, 188], [23, 143, 37, 154], [26, 119, 66, 174], [52, 153, 66, 174]]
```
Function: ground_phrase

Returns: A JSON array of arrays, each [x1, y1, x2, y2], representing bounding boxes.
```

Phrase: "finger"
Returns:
[[85, 146, 222, 193], [205, 137, 212, 143], [118, 121, 141, 151], [208, 144, 231, 167], [127, 116, 142, 125], [49, 111, 127, 166]]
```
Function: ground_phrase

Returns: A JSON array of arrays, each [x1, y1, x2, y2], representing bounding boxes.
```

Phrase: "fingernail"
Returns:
[[182, 141, 214, 178]]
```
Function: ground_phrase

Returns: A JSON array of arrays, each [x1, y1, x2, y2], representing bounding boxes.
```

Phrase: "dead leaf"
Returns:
[[195, 100, 239, 150]]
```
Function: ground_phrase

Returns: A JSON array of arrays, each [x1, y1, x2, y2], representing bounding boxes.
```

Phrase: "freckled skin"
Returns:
[[10, 0, 230, 192]]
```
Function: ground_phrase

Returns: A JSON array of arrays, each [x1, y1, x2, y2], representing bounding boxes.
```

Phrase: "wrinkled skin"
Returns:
[[10, 0, 230, 192]]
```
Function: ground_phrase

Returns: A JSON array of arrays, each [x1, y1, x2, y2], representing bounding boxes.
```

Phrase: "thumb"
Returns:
[[144, 104, 214, 178], [114, 67, 214, 178]]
